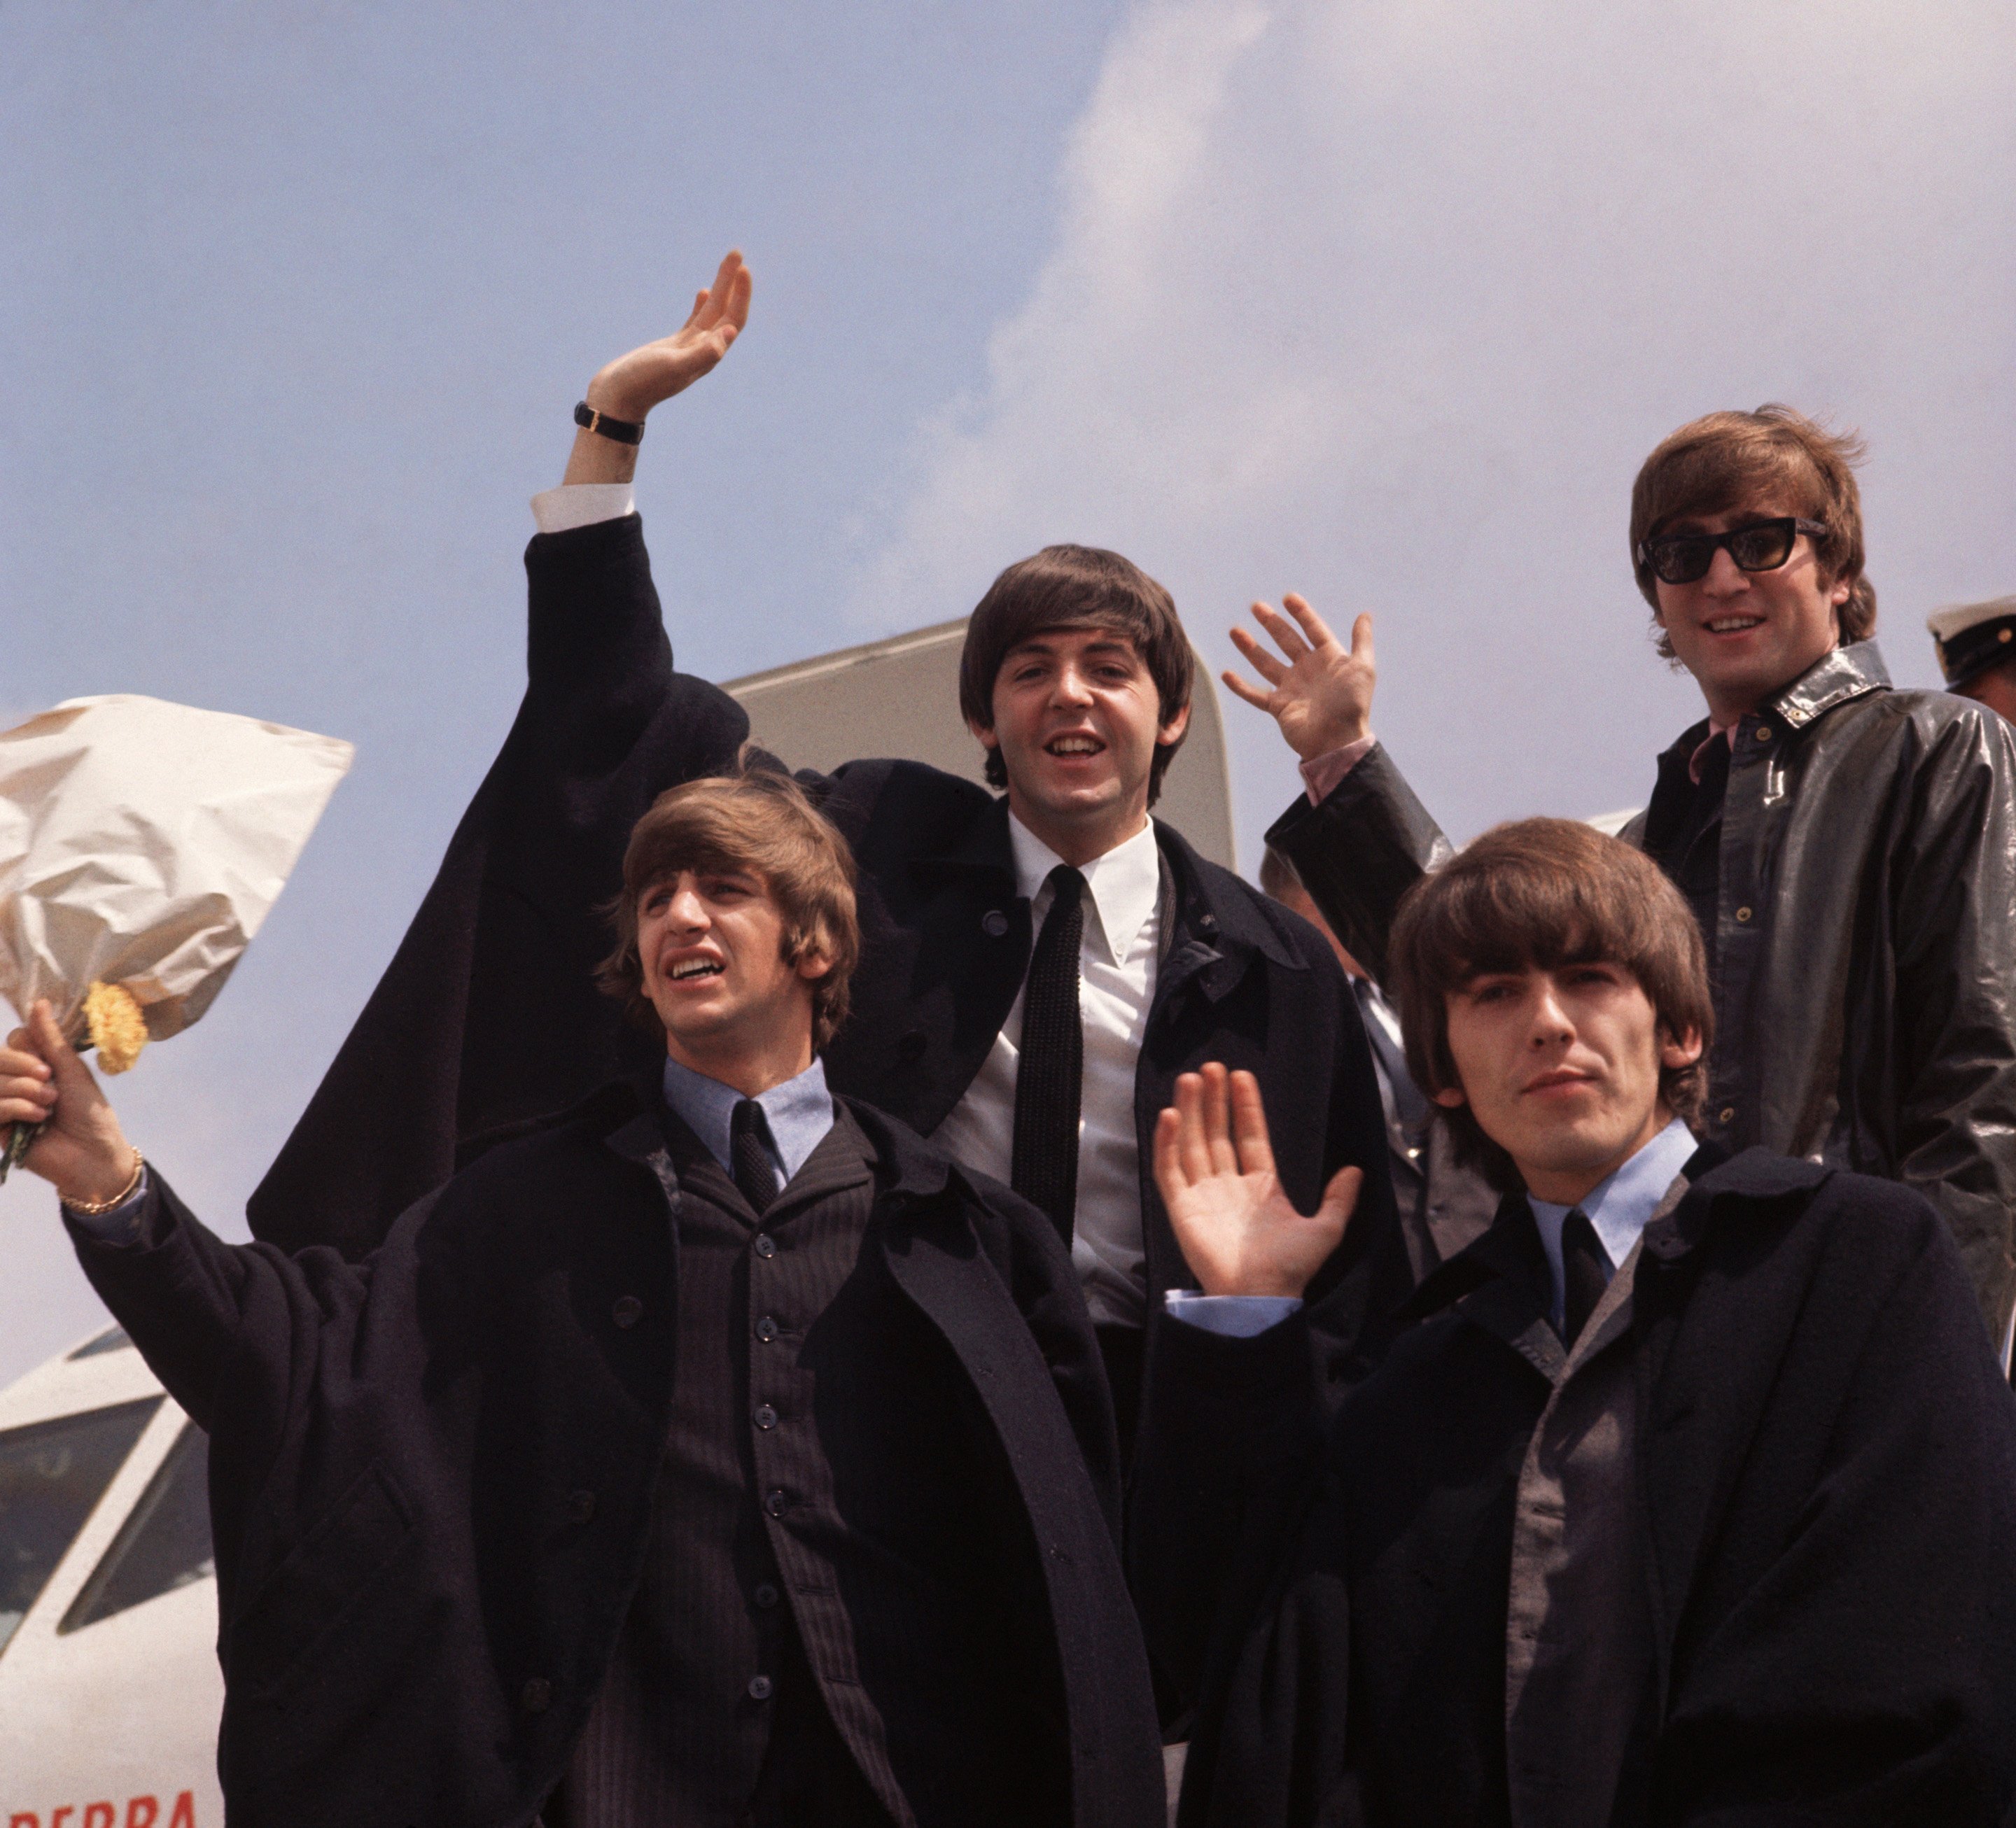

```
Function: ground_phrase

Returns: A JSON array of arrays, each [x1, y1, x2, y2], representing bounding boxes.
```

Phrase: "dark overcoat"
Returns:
[[69, 1088, 1166, 1828], [246, 513, 1406, 1388], [1133, 1148, 2016, 1827]]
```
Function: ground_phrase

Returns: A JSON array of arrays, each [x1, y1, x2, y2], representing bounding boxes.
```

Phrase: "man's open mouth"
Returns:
[[1046, 735, 1105, 756], [667, 958, 724, 981], [1704, 616, 1764, 635]]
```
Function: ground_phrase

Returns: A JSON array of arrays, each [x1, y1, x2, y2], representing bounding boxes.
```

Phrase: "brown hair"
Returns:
[[958, 544, 1194, 805], [1388, 818, 1713, 1191], [597, 772, 860, 1050], [1630, 405, 1875, 657]]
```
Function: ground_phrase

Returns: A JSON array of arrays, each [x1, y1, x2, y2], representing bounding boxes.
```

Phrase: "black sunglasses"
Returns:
[[1638, 516, 1828, 586]]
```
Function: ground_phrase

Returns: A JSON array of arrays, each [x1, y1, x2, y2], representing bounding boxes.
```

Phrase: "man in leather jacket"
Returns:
[[1228, 406, 2016, 1344]]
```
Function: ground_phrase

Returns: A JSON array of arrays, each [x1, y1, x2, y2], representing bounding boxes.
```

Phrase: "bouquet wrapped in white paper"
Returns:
[[0, 694, 353, 1175]]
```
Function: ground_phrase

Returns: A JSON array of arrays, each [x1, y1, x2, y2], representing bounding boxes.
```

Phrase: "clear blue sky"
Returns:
[[4, 0, 2012, 1384]]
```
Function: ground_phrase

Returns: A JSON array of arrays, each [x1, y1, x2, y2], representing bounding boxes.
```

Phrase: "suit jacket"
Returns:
[[1132, 1149, 2016, 1827], [69, 1088, 1166, 1828], [248, 513, 1408, 1394]]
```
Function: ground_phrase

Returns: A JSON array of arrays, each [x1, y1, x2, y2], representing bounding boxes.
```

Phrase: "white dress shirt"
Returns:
[[931, 814, 1163, 1328]]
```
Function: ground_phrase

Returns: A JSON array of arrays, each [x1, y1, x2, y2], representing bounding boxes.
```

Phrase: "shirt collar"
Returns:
[[659, 1053, 835, 1185], [1527, 1116, 1700, 1317], [1007, 811, 1161, 967]]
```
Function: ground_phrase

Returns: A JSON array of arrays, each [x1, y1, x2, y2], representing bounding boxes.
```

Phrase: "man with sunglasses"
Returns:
[[1236, 405, 2016, 1346]]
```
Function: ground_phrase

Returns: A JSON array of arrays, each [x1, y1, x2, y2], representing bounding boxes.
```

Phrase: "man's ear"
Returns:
[[1432, 1085, 1468, 1109], [1658, 1024, 1704, 1070], [966, 717, 1001, 756], [1157, 701, 1192, 747], [794, 943, 832, 984]]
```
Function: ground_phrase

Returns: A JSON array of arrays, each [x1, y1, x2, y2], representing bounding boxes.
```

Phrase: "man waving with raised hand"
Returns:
[[1233, 409, 2016, 1347], [249, 248, 1403, 1489]]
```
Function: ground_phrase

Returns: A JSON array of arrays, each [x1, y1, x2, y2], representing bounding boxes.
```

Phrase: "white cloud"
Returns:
[[853, 0, 2016, 856]]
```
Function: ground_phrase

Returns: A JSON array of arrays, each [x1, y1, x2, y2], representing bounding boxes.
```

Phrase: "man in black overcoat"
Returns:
[[1, 772, 1166, 1828], [244, 251, 1404, 1463], [1134, 818, 2016, 1827]]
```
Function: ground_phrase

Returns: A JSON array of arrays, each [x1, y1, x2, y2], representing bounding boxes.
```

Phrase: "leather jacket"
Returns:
[[1267, 641, 2016, 1341]]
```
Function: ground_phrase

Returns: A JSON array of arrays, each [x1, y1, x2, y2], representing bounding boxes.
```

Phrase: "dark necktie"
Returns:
[[1352, 976, 1429, 1140], [1561, 1207, 1611, 1347], [731, 1098, 780, 1217], [1011, 865, 1086, 1246]]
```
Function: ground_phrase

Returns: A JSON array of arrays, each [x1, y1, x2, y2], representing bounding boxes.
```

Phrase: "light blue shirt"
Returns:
[[660, 1053, 836, 1188], [1527, 1116, 1698, 1329]]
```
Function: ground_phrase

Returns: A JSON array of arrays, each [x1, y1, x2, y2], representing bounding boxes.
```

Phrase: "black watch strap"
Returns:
[[575, 401, 645, 446]]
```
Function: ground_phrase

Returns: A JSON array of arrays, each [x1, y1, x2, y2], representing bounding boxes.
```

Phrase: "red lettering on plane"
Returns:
[[2, 1795, 190, 1828]]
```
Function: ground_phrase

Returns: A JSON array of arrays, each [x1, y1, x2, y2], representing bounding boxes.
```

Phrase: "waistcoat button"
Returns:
[[755, 1315, 780, 1342], [611, 1295, 643, 1328], [752, 1234, 778, 1259], [981, 910, 1009, 938], [754, 1403, 778, 1430], [753, 1582, 780, 1608], [1735, 906, 1754, 922], [764, 1489, 792, 1518], [748, 1674, 774, 1701]]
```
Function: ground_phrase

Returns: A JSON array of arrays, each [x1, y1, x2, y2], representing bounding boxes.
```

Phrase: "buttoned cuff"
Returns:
[[1163, 1290, 1303, 1337], [1301, 736, 1377, 804], [531, 483, 636, 534]]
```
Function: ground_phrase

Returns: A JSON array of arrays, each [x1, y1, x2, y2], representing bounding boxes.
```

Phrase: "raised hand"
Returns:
[[0, 1001, 140, 1209], [1154, 1063, 1360, 1299], [584, 248, 754, 421], [1222, 593, 1377, 761]]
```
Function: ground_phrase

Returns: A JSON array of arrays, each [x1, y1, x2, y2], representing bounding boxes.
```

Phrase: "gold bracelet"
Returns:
[[62, 1148, 146, 1216]]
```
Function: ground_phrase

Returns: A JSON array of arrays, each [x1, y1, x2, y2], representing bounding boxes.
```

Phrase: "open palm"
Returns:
[[1154, 1064, 1359, 1299], [587, 248, 754, 421], [1223, 593, 1378, 762]]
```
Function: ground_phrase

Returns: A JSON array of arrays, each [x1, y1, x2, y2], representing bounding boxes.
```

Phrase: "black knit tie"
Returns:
[[1011, 866, 1086, 1246], [1561, 1208, 1610, 1347], [731, 1099, 780, 1217]]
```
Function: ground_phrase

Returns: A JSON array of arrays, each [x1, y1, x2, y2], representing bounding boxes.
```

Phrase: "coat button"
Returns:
[[611, 1295, 643, 1329], [753, 1582, 780, 1609], [748, 1674, 774, 1701], [764, 1489, 792, 1518], [522, 1678, 552, 1714], [752, 1234, 778, 1259], [981, 910, 1009, 938], [568, 1489, 596, 1524], [755, 1315, 779, 1342], [753, 1403, 778, 1430]]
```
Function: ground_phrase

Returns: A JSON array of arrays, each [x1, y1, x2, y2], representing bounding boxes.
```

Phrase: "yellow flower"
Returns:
[[85, 981, 148, 1075]]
